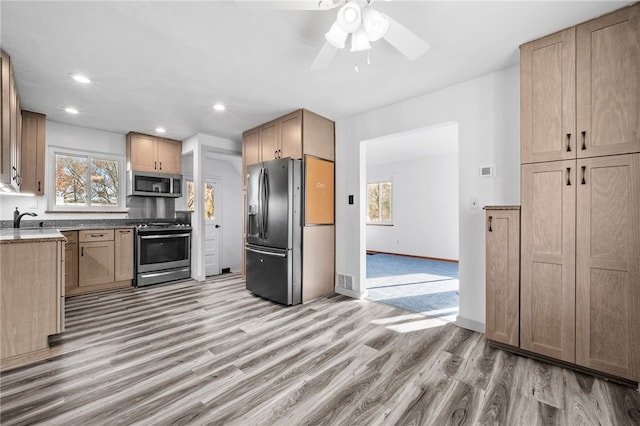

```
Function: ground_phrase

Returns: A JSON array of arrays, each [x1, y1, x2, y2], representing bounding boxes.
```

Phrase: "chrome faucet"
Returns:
[[13, 207, 38, 228]]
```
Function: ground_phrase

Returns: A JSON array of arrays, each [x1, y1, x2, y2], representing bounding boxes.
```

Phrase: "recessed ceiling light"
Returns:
[[155, 127, 166, 134], [71, 74, 91, 84], [213, 103, 226, 112], [64, 107, 79, 114]]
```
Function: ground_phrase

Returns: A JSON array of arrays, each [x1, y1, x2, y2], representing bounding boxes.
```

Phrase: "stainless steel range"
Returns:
[[134, 222, 192, 287]]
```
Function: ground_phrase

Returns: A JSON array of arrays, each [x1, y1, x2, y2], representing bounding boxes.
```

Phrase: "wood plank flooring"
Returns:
[[1, 274, 639, 425]]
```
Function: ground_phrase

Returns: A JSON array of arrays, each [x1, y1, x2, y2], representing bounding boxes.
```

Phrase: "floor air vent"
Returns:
[[337, 273, 354, 291]]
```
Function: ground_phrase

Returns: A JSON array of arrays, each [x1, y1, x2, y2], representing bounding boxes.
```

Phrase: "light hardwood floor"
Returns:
[[1, 274, 638, 425]]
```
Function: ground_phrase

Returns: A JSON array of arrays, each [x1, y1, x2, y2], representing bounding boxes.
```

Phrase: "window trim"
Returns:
[[48, 147, 125, 212], [366, 179, 394, 226]]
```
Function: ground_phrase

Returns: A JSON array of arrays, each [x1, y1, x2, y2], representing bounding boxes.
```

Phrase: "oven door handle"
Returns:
[[139, 233, 191, 239], [246, 247, 287, 258]]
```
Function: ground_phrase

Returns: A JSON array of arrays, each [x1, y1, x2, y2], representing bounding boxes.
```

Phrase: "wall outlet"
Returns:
[[470, 198, 480, 210]]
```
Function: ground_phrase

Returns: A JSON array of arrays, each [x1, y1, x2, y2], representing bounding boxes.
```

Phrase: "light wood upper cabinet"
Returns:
[[279, 110, 303, 160], [576, 5, 640, 158], [485, 207, 520, 348], [114, 228, 134, 281], [127, 132, 182, 174], [243, 128, 260, 168], [302, 109, 334, 162], [520, 28, 576, 164], [20, 111, 46, 195], [260, 120, 278, 162], [575, 154, 640, 381], [156, 138, 182, 174], [1, 50, 11, 188], [520, 161, 576, 363]]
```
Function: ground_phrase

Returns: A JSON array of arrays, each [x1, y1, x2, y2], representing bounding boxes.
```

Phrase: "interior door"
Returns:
[[204, 178, 221, 276]]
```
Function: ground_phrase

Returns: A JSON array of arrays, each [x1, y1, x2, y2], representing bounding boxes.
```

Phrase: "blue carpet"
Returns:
[[366, 253, 459, 321]]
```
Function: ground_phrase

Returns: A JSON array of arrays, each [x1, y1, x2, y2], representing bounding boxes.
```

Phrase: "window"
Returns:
[[367, 181, 392, 224], [51, 150, 122, 211], [186, 179, 215, 220], [186, 180, 195, 212]]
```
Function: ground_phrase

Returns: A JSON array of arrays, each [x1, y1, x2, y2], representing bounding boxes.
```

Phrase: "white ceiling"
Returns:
[[1, 1, 633, 143]]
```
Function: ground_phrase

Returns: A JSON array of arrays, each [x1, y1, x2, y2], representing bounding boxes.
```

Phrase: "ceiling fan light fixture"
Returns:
[[336, 1, 361, 33], [350, 28, 371, 52], [325, 21, 348, 48], [362, 8, 389, 41]]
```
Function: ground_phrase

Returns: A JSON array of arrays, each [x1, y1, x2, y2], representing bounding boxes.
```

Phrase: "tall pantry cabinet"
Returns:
[[517, 3, 640, 382]]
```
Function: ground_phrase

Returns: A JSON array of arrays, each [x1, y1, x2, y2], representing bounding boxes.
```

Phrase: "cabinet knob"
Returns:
[[581, 166, 586, 185], [488, 216, 493, 232], [581, 131, 587, 150], [566, 133, 572, 152], [566, 167, 571, 186]]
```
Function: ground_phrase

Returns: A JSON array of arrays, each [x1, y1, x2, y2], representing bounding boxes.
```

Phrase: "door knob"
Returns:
[[215, 224, 221, 228]]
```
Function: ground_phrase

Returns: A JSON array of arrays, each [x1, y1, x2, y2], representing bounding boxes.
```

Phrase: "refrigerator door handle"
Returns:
[[246, 247, 287, 258], [263, 168, 270, 238], [258, 168, 264, 238]]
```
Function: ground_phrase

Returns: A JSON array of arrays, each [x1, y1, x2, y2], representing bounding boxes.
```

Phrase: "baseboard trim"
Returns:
[[335, 287, 366, 299], [455, 315, 485, 333], [366, 250, 459, 264]]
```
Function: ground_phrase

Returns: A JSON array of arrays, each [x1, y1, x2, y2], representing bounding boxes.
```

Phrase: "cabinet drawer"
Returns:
[[79, 229, 114, 242], [61, 230, 78, 243]]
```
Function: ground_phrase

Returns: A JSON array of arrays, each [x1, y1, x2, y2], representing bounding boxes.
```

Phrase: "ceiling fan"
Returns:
[[235, 0, 431, 70]]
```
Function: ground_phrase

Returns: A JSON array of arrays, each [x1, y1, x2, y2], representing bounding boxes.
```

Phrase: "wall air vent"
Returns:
[[337, 273, 353, 291]]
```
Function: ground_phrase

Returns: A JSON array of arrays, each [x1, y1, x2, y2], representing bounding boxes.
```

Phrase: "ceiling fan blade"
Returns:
[[382, 15, 430, 60], [310, 41, 339, 70], [234, 0, 343, 11]]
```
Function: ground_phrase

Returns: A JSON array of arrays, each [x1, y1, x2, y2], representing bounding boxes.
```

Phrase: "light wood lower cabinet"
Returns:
[[114, 228, 134, 281], [520, 160, 576, 363], [575, 154, 640, 380], [79, 241, 115, 287], [62, 231, 79, 293], [1, 239, 64, 362], [66, 228, 133, 296], [485, 207, 520, 347]]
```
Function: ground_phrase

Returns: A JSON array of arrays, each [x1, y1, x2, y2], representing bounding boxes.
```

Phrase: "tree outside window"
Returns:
[[55, 153, 119, 208], [367, 181, 392, 223]]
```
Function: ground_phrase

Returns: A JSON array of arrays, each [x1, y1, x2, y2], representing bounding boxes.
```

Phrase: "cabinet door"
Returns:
[[260, 120, 278, 161], [20, 111, 46, 195], [520, 161, 576, 362], [243, 128, 260, 168], [1, 51, 10, 186], [576, 154, 640, 381], [114, 228, 134, 281], [128, 133, 158, 172], [520, 28, 576, 164], [9, 65, 20, 190], [302, 110, 335, 161], [64, 242, 79, 293], [156, 138, 182, 174], [79, 241, 114, 287], [278, 110, 302, 159], [577, 5, 640, 158], [485, 209, 520, 347]]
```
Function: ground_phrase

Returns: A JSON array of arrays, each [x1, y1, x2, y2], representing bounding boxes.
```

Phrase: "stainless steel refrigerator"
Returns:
[[245, 158, 302, 305]]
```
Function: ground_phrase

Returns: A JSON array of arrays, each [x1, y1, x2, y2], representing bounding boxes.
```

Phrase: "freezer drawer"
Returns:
[[245, 245, 301, 305]]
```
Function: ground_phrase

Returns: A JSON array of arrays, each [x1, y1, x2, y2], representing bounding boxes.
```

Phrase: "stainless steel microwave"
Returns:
[[127, 171, 182, 197]]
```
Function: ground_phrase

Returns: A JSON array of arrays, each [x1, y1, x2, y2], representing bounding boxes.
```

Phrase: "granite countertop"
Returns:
[[56, 225, 135, 231], [0, 228, 66, 244], [483, 205, 521, 210]]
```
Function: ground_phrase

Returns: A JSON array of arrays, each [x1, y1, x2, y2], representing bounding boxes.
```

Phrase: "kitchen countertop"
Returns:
[[483, 205, 520, 210], [56, 225, 135, 231], [0, 228, 66, 244]]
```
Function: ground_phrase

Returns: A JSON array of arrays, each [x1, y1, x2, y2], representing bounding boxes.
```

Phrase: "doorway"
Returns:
[[362, 122, 460, 321], [204, 177, 221, 276]]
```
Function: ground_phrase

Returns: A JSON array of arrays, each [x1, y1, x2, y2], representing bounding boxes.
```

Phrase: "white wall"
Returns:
[[335, 65, 520, 331], [0, 120, 128, 221], [366, 153, 459, 261]]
